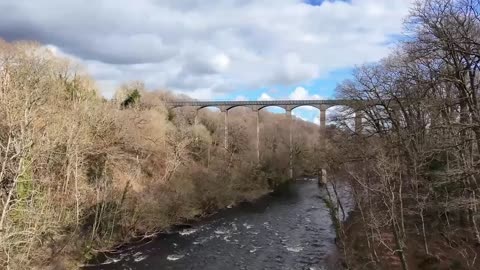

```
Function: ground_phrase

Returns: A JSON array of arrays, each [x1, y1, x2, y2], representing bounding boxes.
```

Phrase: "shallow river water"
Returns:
[[84, 179, 352, 270]]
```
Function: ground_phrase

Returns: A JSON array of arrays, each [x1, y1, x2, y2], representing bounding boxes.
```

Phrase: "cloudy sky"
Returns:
[[0, 0, 413, 121]]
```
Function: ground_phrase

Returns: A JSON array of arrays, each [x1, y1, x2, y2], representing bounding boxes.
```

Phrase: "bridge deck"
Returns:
[[166, 99, 349, 106], [165, 99, 359, 111]]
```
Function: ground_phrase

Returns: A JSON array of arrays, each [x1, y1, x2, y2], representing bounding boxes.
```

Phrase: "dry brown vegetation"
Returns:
[[325, 0, 480, 269], [0, 40, 322, 269]]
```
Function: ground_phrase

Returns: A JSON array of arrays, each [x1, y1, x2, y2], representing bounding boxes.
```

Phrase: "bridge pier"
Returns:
[[286, 109, 293, 179], [319, 106, 327, 149], [256, 109, 260, 163], [194, 110, 199, 126], [220, 106, 228, 150], [193, 109, 199, 142], [355, 111, 363, 134]]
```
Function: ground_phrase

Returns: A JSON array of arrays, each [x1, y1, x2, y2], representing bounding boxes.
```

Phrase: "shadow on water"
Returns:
[[84, 179, 353, 270]]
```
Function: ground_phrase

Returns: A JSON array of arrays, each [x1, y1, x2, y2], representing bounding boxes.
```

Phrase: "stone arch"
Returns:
[[225, 105, 257, 111], [286, 104, 322, 112], [326, 104, 363, 133], [289, 105, 322, 122], [257, 105, 287, 112], [197, 105, 222, 111]]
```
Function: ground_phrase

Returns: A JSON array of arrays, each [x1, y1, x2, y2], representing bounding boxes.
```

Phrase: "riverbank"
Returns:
[[88, 182, 278, 251], [320, 173, 480, 269], [56, 179, 279, 269], [340, 207, 480, 270], [83, 180, 344, 270], [82, 185, 280, 268]]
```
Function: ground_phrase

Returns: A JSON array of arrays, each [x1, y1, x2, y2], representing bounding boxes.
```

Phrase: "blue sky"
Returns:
[[304, 0, 351, 6], [305, 0, 325, 5], [0, 0, 413, 122], [225, 68, 351, 101]]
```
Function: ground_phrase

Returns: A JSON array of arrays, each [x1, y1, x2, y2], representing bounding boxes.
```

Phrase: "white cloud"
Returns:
[[175, 88, 219, 100], [289, 86, 322, 100], [288, 86, 322, 111], [0, 0, 414, 97], [235, 95, 247, 101], [292, 111, 308, 122], [212, 53, 231, 73], [258, 93, 273, 101]]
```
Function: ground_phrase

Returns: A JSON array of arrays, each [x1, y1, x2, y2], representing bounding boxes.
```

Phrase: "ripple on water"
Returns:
[[214, 229, 229, 235], [133, 254, 148, 262], [100, 252, 129, 265], [286, 246, 304, 252], [179, 228, 198, 236], [100, 257, 122, 265], [193, 235, 211, 245], [242, 223, 253, 229], [166, 254, 185, 261]]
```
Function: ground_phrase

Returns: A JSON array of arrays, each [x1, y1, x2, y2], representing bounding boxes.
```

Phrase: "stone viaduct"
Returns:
[[166, 99, 364, 178]]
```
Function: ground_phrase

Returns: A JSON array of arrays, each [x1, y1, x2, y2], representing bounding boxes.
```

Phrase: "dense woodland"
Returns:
[[0, 40, 322, 269], [327, 0, 480, 269]]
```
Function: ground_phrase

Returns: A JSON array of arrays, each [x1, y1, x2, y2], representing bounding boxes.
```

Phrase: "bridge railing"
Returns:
[[165, 99, 353, 107]]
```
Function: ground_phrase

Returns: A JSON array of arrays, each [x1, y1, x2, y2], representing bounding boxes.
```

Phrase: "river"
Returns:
[[84, 179, 353, 270]]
